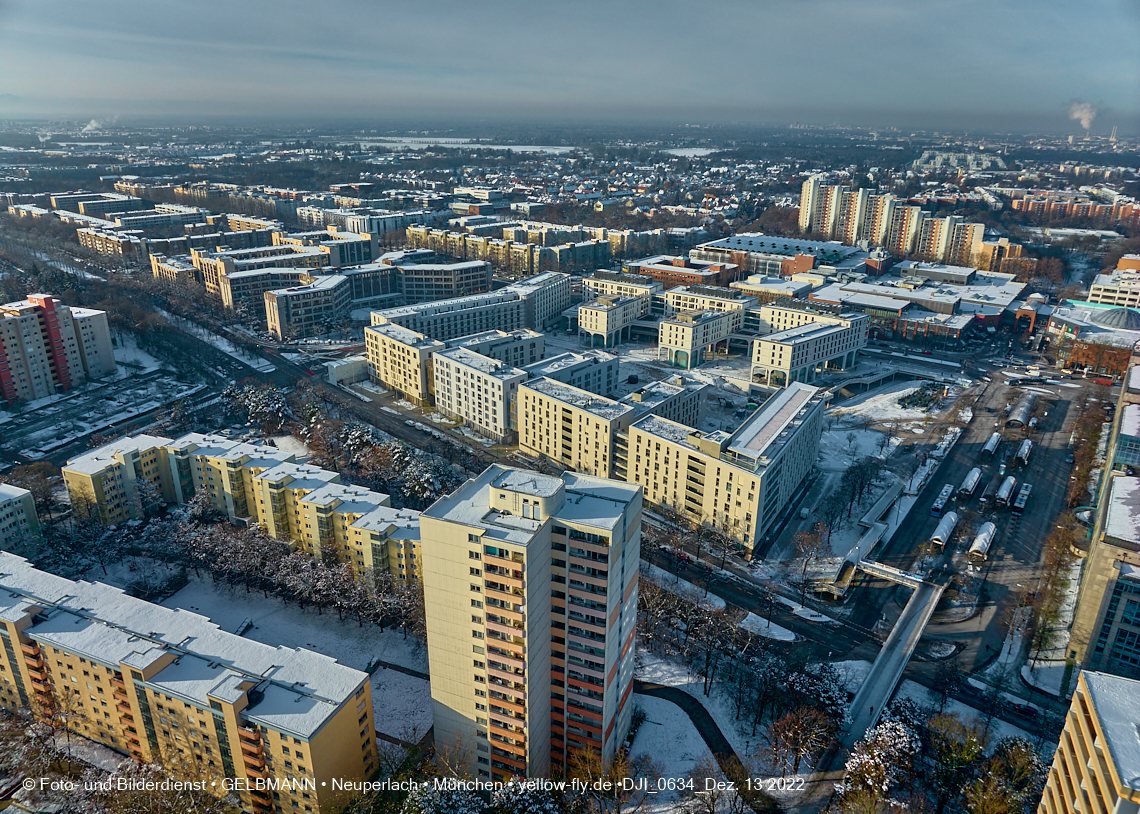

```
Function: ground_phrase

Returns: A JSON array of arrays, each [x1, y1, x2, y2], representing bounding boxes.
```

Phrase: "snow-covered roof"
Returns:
[[1104, 476, 1140, 545], [365, 322, 444, 350], [64, 433, 176, 476], [0, 553, 367, 740], [523, 350, 615, 378], [522, 378, 631, 421], [728, 382, 823, 464], [1081, 671, 1140, 792], [760, 321, 849, 346], [1121, 404, 1140, 438], [434, 347, 527, 380], [0, 483, 31, 502]]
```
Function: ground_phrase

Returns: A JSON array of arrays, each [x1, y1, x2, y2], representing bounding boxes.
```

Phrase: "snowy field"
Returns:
[[830, 380, 938, 424], [739, 612, 796, 641], [627, 696, 714, 813], [370, 668, 432, 743], [635, 650, 760, 760], [818, 426, 897, 471]]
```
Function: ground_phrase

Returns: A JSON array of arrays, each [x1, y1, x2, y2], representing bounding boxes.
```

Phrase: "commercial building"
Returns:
[[582, 271, 662, 303], [0, 295, 117, 405], [1038, 671, 1140, 814], [1088, 257, 1140, 309], [418, 465, 641, 778], [624, 255, 741, 289], [432, 348, 528, 443], [0, 552, 377, 814], [691, 233, 890, 278], [624, 382, 826, 554], [1046, 304, 1140, 378], [729, 275, 813, 304], [522, 351, 620, 397], [446, 329, 545, 368], [518, 377, 705, 478], [397, 261, 492, 303], [364, 324, 445, 407], [658, 310, 740, 370], [0, 484, 39, 551]]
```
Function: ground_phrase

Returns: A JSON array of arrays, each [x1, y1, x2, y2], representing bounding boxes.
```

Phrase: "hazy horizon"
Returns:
[[1, 0, 1138, 136]]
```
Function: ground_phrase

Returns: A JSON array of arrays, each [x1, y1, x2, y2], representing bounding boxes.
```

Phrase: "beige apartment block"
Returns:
[[623, 382, 826, 554], [432, 347, 528, 443], [0, 553, 377, 814], [62, 434, 180, 525], [398, 261, 493, 303], [658, 285, 757, 317], [371, 291, 528, 341], [519, 377, 705, 478], [150, 253, 200, 286], [264, 274, 352, 340], [0, 294, 117, 405], [578, 296, 649, 349], [658, 309, 739, 369], [750, 315, 866, 387], [0, 484, 39, 551], [1038, 671, 1140, 814], [364, 323, 445, 407], [419, 465, 641, 780], [191, 246, 326, 298], [582, 270, 662, 302]]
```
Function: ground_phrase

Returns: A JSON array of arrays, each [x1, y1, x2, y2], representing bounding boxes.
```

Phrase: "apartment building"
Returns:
[[445, 329, 545, 368], [371, 292, 527, 341], [1038, 671, 1140, 814], [518, 377, 705, 478], [398, 261, 492, 303], [750, 314, 867, 386], [578, 296, 649, 349], [192, 246, 326, 298], [149, 254, 199, 286], [0, 295, 117, 405], [624, 382, 826, 554], [77, 228, 144, 258], [582, 270, 662, 303], [364, 324, 445, 407], [432, 348, 528, 443], [0, 484, 39, 551], [273, 229, 376, 268], [110, 203, 211, 231], [658, 310, 739, 370], [407, 226, 611, 276], [522, 351, 620, 397], [264, 275, 352, 340], [220, 269, 314, 315], [0, 552, 377, 814], [503, 272, 572, 331], [51, 191, 140, 215], [730, 275, 813, 304], [418, 465, 641, 779], [659, 285, 758, 318]]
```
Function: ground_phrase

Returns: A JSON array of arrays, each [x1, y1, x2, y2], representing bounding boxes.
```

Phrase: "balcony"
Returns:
[[487, 665, 525, 686], [484, 586, 523, 606], [243, 758, 267, 777], [490, 709, 527, 733], [109, 677, 126, 693], [485, 618, 524, 639], [483, 553, 522, 572], [237, 725, 260, 744], [25, 668, 47, 682], [20, 642, 40, 657], [240, 739, 264, 757], [23, 652, 43, 669], [487, 647, 525, 669]]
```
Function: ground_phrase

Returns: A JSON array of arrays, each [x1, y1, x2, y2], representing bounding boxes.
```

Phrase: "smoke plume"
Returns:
[[1069, 101, 1097, 133], [81, 119, 102, 133]]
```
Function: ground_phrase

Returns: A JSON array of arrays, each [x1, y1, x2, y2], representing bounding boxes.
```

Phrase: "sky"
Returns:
[[0, 0, 1138, 134]]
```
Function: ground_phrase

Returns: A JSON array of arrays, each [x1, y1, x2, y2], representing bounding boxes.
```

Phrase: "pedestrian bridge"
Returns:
[[856, 559, 925, 589]]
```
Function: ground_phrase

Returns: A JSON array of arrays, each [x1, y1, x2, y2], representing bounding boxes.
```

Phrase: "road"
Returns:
[[841, 578, 946, 748]]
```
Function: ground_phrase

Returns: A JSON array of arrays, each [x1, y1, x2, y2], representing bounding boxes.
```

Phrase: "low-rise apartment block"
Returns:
[[522, 351, 620, 396], [659, 285, 757, 317], [273, 228, 376, 267], [372, 291, 527, 341], [149, 253, 199, 286], [192, 245, 326, 298], [432, 348, 528, 443], [0, 552, 377, 814], [624, 382, 826, 554], [582, 270, 662, 303], [0, 484, 39, 551], [398, 260, 492, 303], [419, 465, 641, 779], [0, 295, 116, 405], [750, 314, 867, 386], [364, 324, 445, 407], [1038, 671, 1140, 814], [658, 310, 740, 369], [578, 296, 650, 348]]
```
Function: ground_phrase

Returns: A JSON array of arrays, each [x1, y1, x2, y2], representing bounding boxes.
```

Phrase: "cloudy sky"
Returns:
[[0, 0, 1137, 133]]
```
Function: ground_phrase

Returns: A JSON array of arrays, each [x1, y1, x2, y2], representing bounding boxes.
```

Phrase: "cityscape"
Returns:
[[0, 2, 1139, 814]]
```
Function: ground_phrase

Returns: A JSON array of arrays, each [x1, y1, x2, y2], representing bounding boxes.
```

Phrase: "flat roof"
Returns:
[[435, 347, 526, 379], [728, 382, 820, 461], [761, 322, 849, 345], [365, 323, 443, 349], [64, 434, 176, 476], [1104, 476, 1140, 546], [1081, 671, 1140, 791], [700, 233, 862, 260], [522, 378, 631, 421], [523, 350, 615, 377]]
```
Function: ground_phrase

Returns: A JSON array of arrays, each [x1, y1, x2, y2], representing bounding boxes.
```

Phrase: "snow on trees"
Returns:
[[838, 720, 921, 801], [400, 782, 484, 814]]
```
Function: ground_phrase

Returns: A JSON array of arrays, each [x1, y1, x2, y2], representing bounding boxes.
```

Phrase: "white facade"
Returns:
[[432, 347, 527, 443]]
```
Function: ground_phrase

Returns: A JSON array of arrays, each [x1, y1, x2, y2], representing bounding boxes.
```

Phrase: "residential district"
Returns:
[[0, 122, 1138, 814]]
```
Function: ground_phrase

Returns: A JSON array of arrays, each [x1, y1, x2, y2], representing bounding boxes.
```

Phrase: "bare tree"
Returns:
[[764, 705, 832, 776]]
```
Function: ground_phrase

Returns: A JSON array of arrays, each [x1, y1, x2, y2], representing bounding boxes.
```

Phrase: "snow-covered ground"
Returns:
[[269, 435, 312, 460], [833, 659, 874, 696], [830, 380, 932, 424], [894, 679, 1035, 745], [159, 574, 428, 673], [627, 695, 714, 813], [156, 309, 276, 372], [1021, 661, 1071, 697], [739, 612, 796, 641], [818, 426, 895, 471], [641, 562, 727, 609], [112, 334, 163, 372], [636, 650, 760, 760], [371, 668, 432, 743]]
